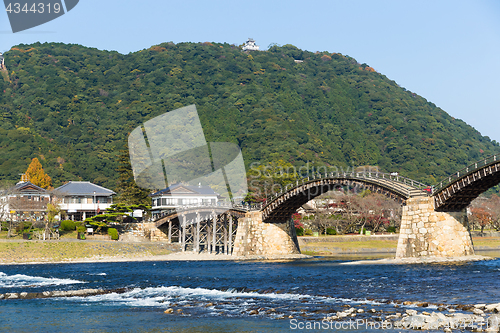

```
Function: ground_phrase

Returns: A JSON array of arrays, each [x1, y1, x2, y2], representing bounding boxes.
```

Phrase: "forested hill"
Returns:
[[0, 42, 498, 190]]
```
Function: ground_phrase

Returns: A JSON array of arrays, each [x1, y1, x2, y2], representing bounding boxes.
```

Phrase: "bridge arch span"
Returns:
[[433, 154, 500, 211], [262, 173, 428, 222]]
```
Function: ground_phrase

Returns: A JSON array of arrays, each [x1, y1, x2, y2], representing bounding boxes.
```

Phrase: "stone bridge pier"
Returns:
[[232, 211, 301, 256], [396, 197, 474, 258]]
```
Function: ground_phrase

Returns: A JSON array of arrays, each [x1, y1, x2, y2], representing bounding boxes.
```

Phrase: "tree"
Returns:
[[470, 195, 499, 232], [485, 195, 500, 231], [44, 202, 61, 239], [114, 149, 150, 206], [302, 190, 402, 235], [247, 159, 298, 201], [24, 158, 52, 189], [470, 207, 491, 233], [85, 203, 151, 233], [358, 193, 400, 233]]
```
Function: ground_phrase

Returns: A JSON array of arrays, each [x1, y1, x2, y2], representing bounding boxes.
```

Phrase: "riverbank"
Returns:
[[0, 240, 177, 265], [0, 235, 499, 265], [0, 239, 311, 265], [342, 254, 493, 265], [298, 235, 500, 255]]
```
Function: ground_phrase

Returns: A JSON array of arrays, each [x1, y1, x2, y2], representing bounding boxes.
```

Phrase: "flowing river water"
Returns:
[[1, 252, 499, 332]]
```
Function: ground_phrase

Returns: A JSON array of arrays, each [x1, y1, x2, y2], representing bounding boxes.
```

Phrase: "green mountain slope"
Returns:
[[0, 42, 498, 190]]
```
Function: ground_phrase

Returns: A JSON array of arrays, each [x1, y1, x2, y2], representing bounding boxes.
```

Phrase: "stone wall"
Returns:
[[396, 197, 474, 258], [120, 223, 168, 243], [232, 211, 300, 256]]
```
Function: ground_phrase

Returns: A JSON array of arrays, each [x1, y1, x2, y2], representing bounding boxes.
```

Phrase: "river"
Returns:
[[1, 252, 499, 332]]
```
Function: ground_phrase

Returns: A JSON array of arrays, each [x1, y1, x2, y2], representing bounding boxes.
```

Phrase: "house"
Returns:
[[150, 183, 219, 219], [54, 181, 116, 221], [242, 38, 260, 51], [0, 52, 4, 69], [0, 181, 50, 222]]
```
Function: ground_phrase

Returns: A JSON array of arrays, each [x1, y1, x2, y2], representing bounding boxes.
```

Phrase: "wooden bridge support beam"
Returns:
[[181, 215, 186, 252], [228, 215, 233, 255], [212, 211, 216, 254], [195, 213, 200, 253], [168, 220, 172, 243]]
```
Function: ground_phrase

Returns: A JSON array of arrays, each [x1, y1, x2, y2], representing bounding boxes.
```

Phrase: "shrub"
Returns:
[[15, 222, 26, 233], [386, 226, 397, 233], [60, 220, 76, 231], [108, 228, 119, 240], [295, 227, 304, 236], [359, 227, 367, 235], [1, 221, 8, 231], [304, 229, 313, 236], [326, 227, 337, 235], [76, 223, 86, 233]]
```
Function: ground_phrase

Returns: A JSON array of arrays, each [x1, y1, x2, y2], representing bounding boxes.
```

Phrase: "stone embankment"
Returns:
[[0, 288, 127, 300]]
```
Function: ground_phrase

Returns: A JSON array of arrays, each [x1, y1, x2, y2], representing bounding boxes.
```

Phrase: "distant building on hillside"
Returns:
[[54, 181, 116, 221], [242, 38, 260, 51], [0, 52, 4, 69]]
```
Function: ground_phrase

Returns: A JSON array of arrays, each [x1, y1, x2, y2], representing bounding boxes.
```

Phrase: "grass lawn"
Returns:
[[472, 237, 500, 247], [0, 240, 172, 263], [303, 240, 398, 250], [302, 237, 500, 254]]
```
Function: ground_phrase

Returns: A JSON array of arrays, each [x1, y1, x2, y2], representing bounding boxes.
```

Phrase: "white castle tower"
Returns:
[[242, 38, 260, 51]]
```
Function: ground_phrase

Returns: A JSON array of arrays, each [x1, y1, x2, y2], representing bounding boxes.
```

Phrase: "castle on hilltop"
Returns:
[[242, 38, 260, 51]]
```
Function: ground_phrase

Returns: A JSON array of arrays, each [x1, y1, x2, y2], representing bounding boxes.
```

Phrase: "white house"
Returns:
[[54, 181, 116, 221], [242, 38, 260, 51], [0, 181, 50, 222], [0, 52, 4, 69], [150, 183, 219, 219]]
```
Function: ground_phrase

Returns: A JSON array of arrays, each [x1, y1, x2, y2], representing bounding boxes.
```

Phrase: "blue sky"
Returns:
[[1, 0, 499, 143]]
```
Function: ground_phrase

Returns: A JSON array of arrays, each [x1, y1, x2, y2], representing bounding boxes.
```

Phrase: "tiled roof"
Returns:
[[12, 181, 47, 193], [150, 183, 217, 197], [54, 181, 116, 196]]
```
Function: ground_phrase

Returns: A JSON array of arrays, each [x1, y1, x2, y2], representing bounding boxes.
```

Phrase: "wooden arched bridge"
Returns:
[[261, 154, 500, 221], [149, 153, 500, 258], [261, 172, 430, 222]]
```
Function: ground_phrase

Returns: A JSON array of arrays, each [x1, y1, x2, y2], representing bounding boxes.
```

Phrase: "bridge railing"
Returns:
[[433, 154, 500, 195], [265, 171, 429, 204], [152, 202, 262, 221]]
